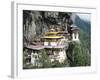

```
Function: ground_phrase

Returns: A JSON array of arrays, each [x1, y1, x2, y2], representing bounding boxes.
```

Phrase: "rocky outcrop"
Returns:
[[23, 10, 73, 45]]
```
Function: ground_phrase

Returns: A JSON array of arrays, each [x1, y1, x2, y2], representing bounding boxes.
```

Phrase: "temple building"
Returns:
[[25, 44, 45, 67], [70, 25, 80, 41], [41, 29, 68, 63], [24, 24, 80, 67]]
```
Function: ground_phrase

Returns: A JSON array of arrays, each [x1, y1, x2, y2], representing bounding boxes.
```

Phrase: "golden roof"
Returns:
[[45, 32, 59, 35], [41, 36, 64, 39]]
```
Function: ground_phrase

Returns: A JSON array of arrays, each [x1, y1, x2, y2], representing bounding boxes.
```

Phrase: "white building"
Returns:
[[71, 26, 80, 41], [41, 31, 68, 63], [25, 45, 45, 66]]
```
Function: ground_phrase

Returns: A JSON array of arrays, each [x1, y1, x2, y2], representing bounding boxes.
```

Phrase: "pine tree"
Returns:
[[39, 50, 52, 68]]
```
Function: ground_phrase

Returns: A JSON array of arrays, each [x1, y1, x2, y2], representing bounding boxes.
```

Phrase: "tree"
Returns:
[[72, 43, 84, 66], [39, 50, 52, 68], [67, 42, 90, 67], [51, 60, 61, 67]]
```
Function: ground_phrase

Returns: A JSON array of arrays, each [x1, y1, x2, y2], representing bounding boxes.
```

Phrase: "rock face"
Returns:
[[23, 10, 73, 44]]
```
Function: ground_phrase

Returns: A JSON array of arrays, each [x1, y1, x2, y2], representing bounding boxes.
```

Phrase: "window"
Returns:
[[75, 33, 77, 39]]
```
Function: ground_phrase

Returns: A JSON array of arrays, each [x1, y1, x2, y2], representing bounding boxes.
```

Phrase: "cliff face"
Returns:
[[23, 10, 73, 44]]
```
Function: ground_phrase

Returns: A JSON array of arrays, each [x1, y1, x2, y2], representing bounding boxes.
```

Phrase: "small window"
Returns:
[[35, 55, 37, 59], [75, 34, 76, 39]]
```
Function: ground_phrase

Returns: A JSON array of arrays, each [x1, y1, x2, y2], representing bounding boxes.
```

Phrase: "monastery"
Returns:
[[24, 25, 80, 67]]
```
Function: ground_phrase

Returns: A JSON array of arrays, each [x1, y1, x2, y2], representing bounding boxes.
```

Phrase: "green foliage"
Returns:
[[39, 50, 69, 68], [39, 50, 52, 68], [68, 42, 90, 67], [23, 49, 28, 66], [51, 60, 62, 67], [80, 29, 91, 54], [79, 29, 91, 66], [72, 43, 85, 66], [51, 59, 68, 67]]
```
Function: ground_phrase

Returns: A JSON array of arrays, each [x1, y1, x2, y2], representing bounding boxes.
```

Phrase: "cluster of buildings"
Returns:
[[24, 25, 80, 67]]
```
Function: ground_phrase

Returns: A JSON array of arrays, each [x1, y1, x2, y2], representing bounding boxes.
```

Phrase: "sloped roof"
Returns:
[[25, 45, 45, 50], [45, 32, 59, 35], [41, 36, 64, 39]]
